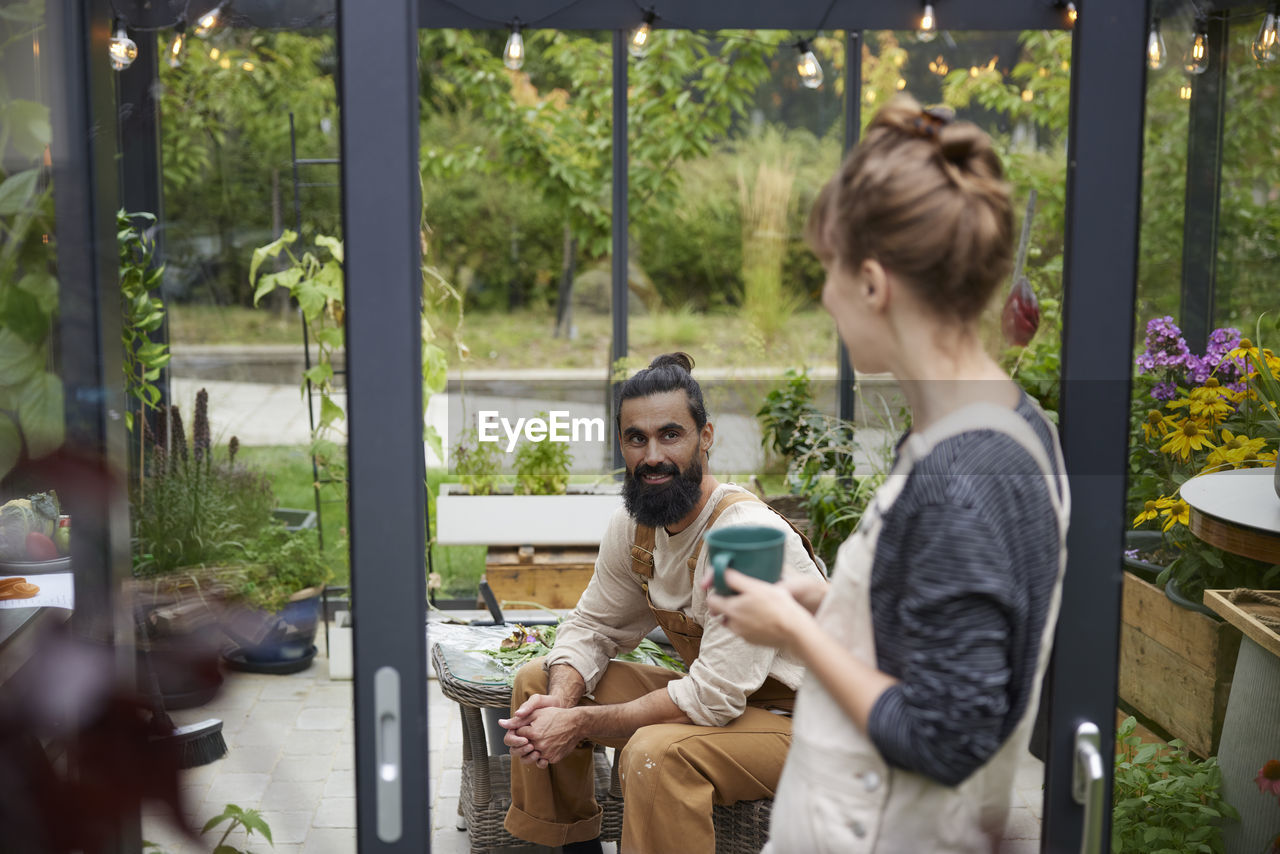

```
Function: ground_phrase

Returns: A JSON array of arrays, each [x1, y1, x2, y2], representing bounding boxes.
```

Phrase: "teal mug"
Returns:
[[705, 524, 786, 596]]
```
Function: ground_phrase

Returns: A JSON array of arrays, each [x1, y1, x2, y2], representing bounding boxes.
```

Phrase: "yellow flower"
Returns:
[[1203, 429, 1271, 470], [1226, 337, 1261, 362], [1167, 379, 1235, 423], [1160, 418, 1216, 461], [1161, 499, 1190, 531], [1132, 497, 1172, 527], [1142, 409, 1173, 442]]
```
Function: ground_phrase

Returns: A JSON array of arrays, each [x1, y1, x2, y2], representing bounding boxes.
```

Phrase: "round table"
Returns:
[[1180, 468, 1280, 564], [1179, 468, 1280, 854]]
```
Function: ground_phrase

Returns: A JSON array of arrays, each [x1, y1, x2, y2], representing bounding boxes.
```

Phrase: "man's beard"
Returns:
[[623, 455, 704, 528]]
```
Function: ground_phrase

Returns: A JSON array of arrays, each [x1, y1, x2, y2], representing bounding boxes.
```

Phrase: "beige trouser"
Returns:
[[503, 658, 793, 854]]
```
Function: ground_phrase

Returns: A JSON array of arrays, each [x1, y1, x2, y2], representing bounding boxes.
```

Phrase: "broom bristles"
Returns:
[[150, 718, 228, 769]]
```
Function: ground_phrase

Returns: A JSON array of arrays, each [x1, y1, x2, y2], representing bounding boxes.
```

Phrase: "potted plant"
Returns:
[[1119, 316, 1279, 756]]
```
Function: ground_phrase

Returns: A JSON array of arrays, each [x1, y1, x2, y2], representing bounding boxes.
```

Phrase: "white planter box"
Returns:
[[435, 483, 623, 546], [328, 611, 353, 681]]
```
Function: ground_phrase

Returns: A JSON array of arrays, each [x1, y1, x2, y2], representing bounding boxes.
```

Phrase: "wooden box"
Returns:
[[483, 545, 599, 610], [1118, 572, 1242, 757]]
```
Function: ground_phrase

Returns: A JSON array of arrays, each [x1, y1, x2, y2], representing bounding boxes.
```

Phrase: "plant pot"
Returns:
[[224, 586, 324, 668], [1122, 530, 1169, 585], [1164, 577, 1219, 619], [272, 507, 318, 532], [435, 483, 623, 546]]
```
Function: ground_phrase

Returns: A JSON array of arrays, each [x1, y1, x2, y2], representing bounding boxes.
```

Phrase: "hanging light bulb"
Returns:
[[1179, 83, 1192, 100], [918, 3, 938, 43], [1183, 19, 1209, 76], [167, 20, 187, 68], [1253, 6, 1278, 64], [108, 21, 138, 71], [193, 2, 225, 37], [629, 10, 656, 59], [795, 40, 823, 89], [1146, 18, 1166, 69], [504, 20, 525, 71], [1064, 2, 1078, 27]]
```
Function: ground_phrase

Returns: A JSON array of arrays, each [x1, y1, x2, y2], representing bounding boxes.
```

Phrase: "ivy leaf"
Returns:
[[313, 327, 343, 348], [3, 286, 49, 345], [248, 229, 297, 287], [318, 394, 344, 429], [18, 371, 64, 459], [424, 424, 443, 461], [252, 266, 302, 306], [314, 234, 343, 263], [423, 342, 447, 396], [0, 414, 20, 481], [303, 363, 334, 386], [0, 168, 39, 215]]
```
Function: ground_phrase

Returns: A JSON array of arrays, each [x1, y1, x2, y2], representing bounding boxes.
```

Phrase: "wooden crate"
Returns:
[[1118, 572, 1242, 757], [483, 545, 598, 610]]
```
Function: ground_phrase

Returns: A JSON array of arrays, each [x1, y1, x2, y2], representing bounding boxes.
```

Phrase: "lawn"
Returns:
[[170, 303, 842, 372]]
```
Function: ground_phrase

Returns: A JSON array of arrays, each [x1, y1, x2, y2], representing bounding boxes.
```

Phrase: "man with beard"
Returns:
[[500, 353, 826, 854]]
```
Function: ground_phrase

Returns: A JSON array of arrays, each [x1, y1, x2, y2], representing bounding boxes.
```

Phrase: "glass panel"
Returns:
[[1123, 13, 1280, 854], [131, 16, 356, 854]]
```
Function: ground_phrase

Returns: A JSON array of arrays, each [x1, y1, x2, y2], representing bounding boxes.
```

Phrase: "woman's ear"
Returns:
[[861, 259, 890, 312]]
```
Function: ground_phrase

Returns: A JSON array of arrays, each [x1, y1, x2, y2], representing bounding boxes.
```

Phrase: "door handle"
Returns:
[[374, 666, 402, 842], [1072, 721, 1105, 854]]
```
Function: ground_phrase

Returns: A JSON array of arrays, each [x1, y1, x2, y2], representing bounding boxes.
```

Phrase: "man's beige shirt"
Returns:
[[547, 483, 826, 727]]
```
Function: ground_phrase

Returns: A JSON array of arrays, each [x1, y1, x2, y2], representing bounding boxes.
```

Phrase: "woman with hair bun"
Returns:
[[708, 94, 1069, 852]]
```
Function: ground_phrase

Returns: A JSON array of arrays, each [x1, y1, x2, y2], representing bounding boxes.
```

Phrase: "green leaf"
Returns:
[[18, 371, 64, 459], [0, 414, 20, 481], [313, 327, 344, 348], [0, 2, 44, 23], [303, 363, 334, 386], [248, 229, 297, 286], [425, 424, 443, 461], [3, 100, 52, 159], [211, 846, 243, 854], [423, 343, 447, 396], [0, 168, 39, 215], [3, 286, 49, 345], [294, 279, 327, 319], [17, 271, 58, 314], [253, 266, 303, 306], [237, 809, 273, 843], [314, 234, 343, 263], [319, 394, 344, 429], [0, 327, 42, 387], [201, 812, 231, 834]]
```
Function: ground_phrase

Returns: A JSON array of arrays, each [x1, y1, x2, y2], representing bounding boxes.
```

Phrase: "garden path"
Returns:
[[140, 609, 1044, 854]]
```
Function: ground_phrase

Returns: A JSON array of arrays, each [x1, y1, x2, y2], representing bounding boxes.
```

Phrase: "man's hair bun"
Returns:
[[649, 352, 695, 374]]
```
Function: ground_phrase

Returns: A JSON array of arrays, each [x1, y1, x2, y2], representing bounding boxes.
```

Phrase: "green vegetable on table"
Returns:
[[477, 623, 687, 677]]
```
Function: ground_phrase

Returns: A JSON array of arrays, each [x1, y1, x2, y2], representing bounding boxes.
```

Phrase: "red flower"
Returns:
[[1257, 759, 1280, 798]]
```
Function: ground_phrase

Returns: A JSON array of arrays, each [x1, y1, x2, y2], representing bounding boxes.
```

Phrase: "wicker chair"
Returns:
[[432, 644, 623, 853], [433, 644, 772, 854]]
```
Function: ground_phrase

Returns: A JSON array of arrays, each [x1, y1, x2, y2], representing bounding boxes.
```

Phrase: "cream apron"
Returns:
[[764, 402, 1070, 853]]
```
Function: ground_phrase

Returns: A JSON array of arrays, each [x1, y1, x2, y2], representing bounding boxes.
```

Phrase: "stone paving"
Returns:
[[141, 614, 1044, 854]]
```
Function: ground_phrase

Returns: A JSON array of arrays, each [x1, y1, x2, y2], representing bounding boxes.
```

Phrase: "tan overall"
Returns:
[[505, 494, 819, 853], [763, 403, 1069, 854]]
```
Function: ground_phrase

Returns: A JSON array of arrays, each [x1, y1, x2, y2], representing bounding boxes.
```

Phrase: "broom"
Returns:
[[138, 626, 228, 768]]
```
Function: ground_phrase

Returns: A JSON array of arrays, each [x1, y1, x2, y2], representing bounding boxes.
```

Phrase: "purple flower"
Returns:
[[1124, 548, 1140, 560], [1152, 381, 1178, 401]]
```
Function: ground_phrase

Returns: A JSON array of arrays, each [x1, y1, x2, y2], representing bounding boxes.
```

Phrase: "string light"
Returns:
[[193, 2, 226, 37], [1021, 89, 1034, 101], [167, 19, 187, 68], [630, 9, 656, 59], [1179, 83, 1192, 100], [1064, 2, 1078, 27], [219, 56, 231, 69], [1146, 17, 1166, 70], [108, 20, 138, 71], [1253, 4, 1278, 65], [241, 60, 255, 71], [928, 55, 949, 76], [209, 47, 220, 60], [794, 39, 823, 89], [918, 3, 938, 43], [503, 19, 525, 70], [1184, 16, 1209, 76], [895, 77, 906, 90]]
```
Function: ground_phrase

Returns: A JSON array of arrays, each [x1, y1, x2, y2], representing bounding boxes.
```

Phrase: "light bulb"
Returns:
[[928, 55, 949, 76], [1253, 10, 1278, 64], [918, 4, 938, 43], [241, 61, 254, 71], [1146, 20, 1166, 70], [1065, 2, 1078, 27], [1179, 83, 1192, 100], [167, 24, 186, 68], [108, 25, 137, 71], [194, 3, 223, 37], [629, 11, 656, 59], [504, 22, 525, 71], [795, 41, 823, 89], [1184, 26, 1209, 76], [1021, 89, 1033, 102]]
